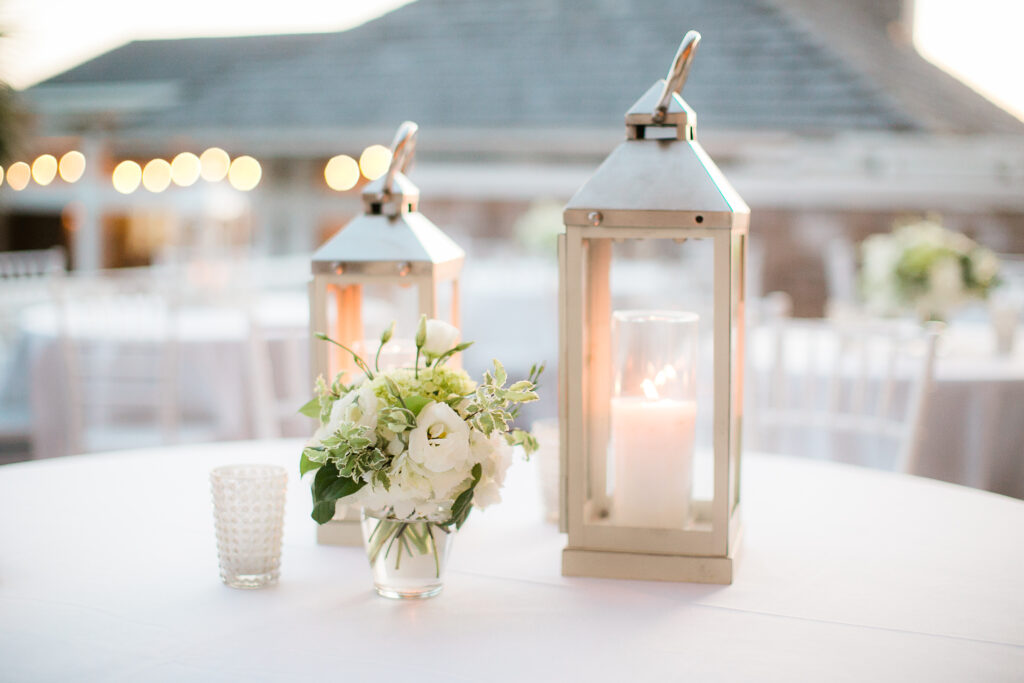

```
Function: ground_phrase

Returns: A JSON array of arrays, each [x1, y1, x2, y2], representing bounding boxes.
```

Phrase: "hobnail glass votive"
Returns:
[[210, 464, 287, 589]]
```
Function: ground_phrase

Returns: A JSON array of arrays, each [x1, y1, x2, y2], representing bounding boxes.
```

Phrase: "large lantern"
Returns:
[[310, 121, 465, 545], [558, 31, 748, 583]]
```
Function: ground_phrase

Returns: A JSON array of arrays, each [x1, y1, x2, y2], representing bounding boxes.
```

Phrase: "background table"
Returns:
[[1, 439, 1021, 681], [0, 293, 309, 459], [749, 319, 1024, 498]]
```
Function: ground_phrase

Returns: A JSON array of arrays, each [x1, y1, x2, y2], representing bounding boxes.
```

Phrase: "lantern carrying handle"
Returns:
[[383, 120, 418, 196], [653, 30, 701, 123]]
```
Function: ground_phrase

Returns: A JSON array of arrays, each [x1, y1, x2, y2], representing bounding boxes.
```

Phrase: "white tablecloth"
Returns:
[[1, 439, 1021, 681], [750, 320, 1024, 499]]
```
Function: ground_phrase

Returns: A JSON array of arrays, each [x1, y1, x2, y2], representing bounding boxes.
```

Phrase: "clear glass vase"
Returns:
[[360, 511, 454, 599]]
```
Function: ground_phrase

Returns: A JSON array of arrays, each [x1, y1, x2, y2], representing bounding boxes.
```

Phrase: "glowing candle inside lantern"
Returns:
[[610, 311, 698, 529]]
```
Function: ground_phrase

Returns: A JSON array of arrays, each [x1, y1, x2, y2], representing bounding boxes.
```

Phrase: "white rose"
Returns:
[[422, 319, 460, 356], [408, 401, 470, 473]]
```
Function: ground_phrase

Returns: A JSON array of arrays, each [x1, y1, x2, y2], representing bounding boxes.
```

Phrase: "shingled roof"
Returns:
[[31, 0, 1024, 139]]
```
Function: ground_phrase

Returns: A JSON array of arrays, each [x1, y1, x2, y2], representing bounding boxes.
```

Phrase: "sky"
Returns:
[[0, 0, 1021, 122]]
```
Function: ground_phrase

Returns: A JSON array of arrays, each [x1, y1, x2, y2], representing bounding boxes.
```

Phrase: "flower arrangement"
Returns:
[[860, 219, 1000, 321], [299, 316, 542, 537]]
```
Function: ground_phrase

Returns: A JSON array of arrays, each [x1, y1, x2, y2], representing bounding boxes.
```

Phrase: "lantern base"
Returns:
[[316, 506, 364, 546], [562, 544, 738, 585]]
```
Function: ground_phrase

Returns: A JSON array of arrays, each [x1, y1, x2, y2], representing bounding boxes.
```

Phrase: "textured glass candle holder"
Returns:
[[210, 464, 287, 589]]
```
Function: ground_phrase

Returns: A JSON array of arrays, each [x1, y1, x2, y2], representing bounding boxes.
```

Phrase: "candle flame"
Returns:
[[641, 378, 660, 400], [642, 365, 677, 400], [654, 364, 677, 386]]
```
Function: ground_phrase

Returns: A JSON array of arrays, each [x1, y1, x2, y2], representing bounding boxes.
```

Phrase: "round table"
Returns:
[[0, 293, 309, 459], [1, 440, 1021, 681], [749, 319, 1024, 499]]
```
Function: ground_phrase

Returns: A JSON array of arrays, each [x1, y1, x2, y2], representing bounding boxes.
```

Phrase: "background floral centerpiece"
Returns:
[[299, 316, 542, 598], [859, 218, 1000, 322]]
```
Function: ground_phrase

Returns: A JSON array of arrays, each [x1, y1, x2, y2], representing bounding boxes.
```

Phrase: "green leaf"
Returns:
[[312, 500, 338, 524], [447, 463, 483, 531], [492, 359, 507, 387], [505, 390, 539, 403], [405, 394, 432, 416], [298, 397, 321, 418], [322, 474, 364, 503], [311, 461, 366, 524], [433, 341, 474, 367], [299, 452, 321, 476]]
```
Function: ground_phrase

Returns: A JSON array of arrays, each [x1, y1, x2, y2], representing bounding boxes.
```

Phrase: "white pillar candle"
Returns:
[[612, 396, 695, 528]]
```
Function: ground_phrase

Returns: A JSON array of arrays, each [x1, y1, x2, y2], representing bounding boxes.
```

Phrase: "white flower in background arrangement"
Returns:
[[300, 315, 544, 535], [859, 219, 1001, 322], [972, 248, 1000, 286]]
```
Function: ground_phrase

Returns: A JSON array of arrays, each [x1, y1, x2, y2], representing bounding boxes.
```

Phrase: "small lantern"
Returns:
[[558, 31, 748, 583], [309, 121, 465, 545]]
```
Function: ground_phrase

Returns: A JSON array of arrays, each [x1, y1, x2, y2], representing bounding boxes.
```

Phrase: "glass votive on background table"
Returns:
[[210, 464, 288, 589]]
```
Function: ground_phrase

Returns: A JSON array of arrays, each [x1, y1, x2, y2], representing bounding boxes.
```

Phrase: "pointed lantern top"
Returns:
[[564, 31, 749, 231], [312, 121, 465, 275]]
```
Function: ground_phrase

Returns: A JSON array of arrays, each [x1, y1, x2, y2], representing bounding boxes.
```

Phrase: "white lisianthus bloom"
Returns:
[[422, 319, 460, 356], [473, 479, 503, 509], [359, 453, 462, 521], [328, 380, 379, 434], [408, 401, 471, 473], [469, 429, 513, 509]]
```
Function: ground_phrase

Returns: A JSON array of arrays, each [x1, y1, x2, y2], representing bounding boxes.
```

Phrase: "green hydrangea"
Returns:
[[367, 366, 477, 410]]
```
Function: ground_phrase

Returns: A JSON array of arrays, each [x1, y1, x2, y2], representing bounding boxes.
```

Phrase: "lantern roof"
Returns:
[[312, 121, 465, 273], [311, 211, 464, 270], [564, 31, 749, 228]]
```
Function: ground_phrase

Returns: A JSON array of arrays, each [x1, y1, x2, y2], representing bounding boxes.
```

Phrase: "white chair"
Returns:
[[0, 247, 67, 350], [247, 315, 312, 439], [53, 271, 217, 455], [747, 318, 943, 473], [0, 248, 67, 457], [172, 255, 312, 440]]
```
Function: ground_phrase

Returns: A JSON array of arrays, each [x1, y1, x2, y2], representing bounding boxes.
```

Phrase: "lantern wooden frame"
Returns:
[[309, 121, 465, 545], [558, 32, 749, 583]]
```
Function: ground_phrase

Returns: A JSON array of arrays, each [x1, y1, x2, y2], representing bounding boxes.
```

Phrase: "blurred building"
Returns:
[[6, 0, 1024, 314]]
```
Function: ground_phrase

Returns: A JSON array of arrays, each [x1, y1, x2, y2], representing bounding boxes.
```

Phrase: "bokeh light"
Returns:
[[359, 145, 392, 180], [58, 151, 86, 183], [170, 152, 201, 186], [0, 165, 5, 188], [112, 160, 142, 194], [7, 162, 30, 191], [31, 155, 58, 185], [227, 155, 262, 191], [199, 147, 231, 182], [324, 155, 360, 191], [142, 159, 172, 192]]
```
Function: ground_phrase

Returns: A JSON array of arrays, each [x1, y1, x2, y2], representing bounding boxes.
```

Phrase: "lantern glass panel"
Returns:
[[318, 277, 453, 380], [580, 235, 719, 533]]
